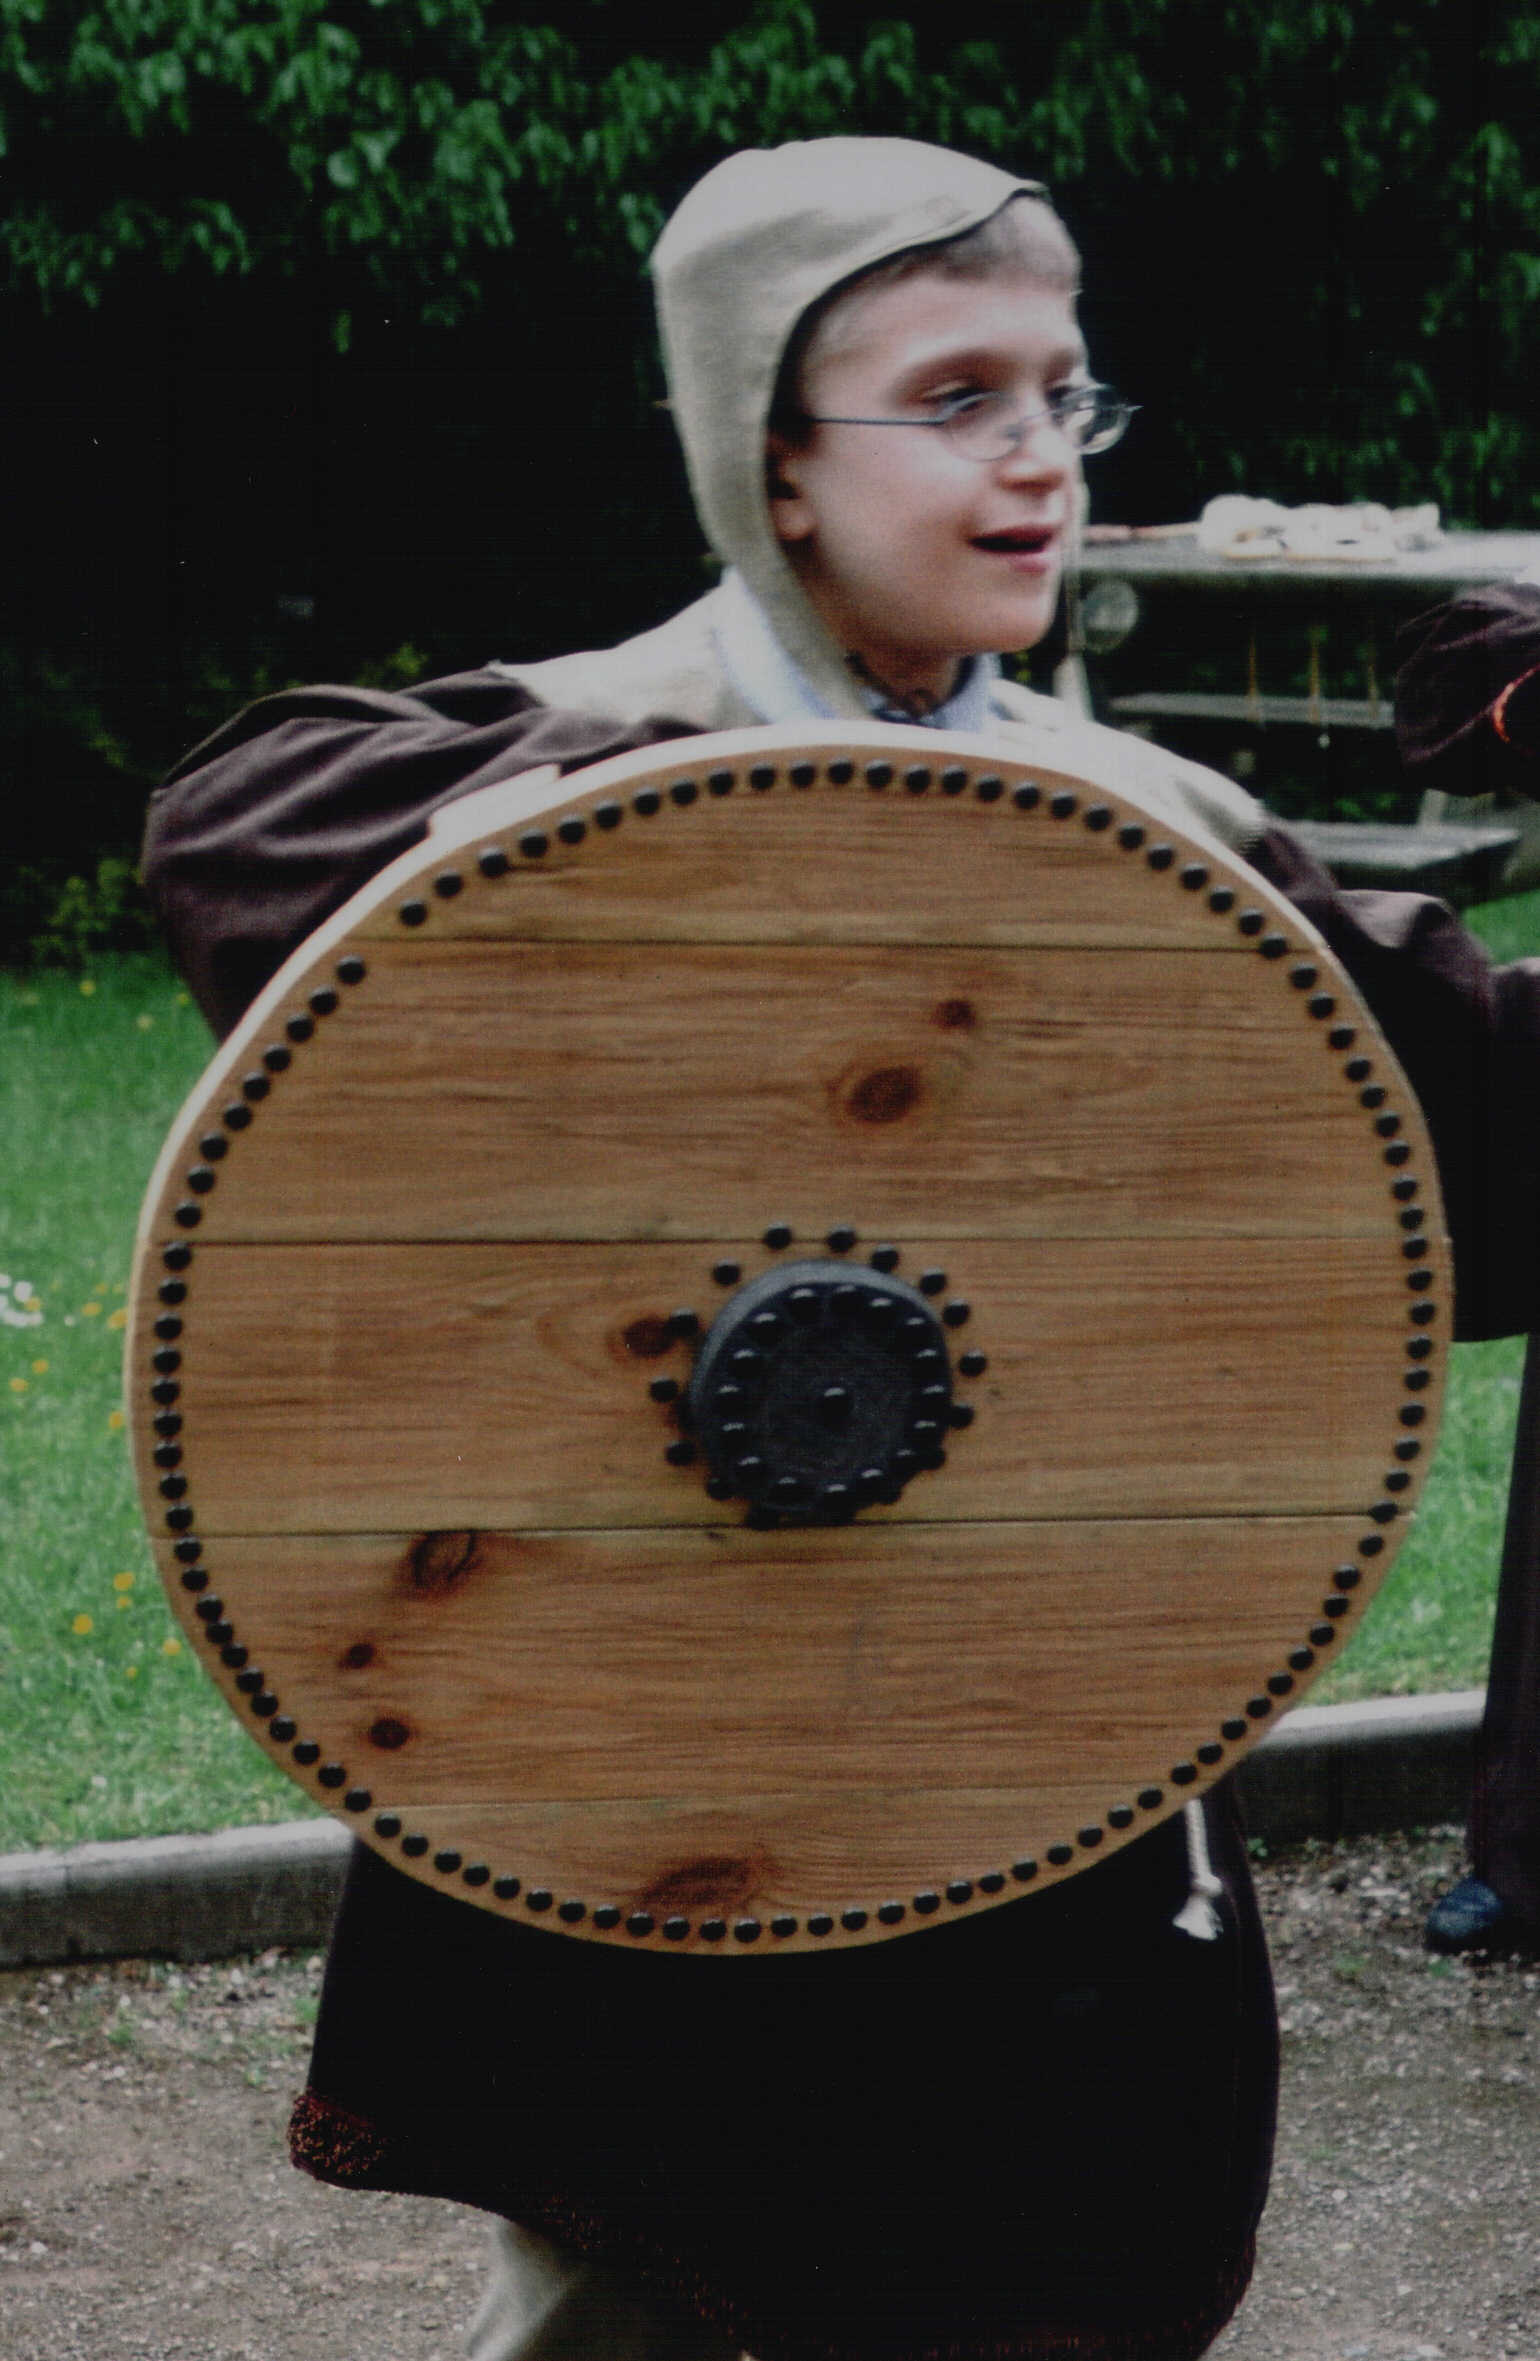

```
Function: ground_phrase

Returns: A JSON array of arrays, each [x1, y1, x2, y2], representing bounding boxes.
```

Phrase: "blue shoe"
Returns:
[[1425, 1875, 1530, 1955]]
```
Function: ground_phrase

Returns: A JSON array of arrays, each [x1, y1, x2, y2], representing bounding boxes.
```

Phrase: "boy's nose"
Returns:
[[995, 414, 1076, 482]]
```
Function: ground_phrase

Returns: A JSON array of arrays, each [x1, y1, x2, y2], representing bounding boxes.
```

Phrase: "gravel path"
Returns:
[[2, 1826, 1536, 2360]]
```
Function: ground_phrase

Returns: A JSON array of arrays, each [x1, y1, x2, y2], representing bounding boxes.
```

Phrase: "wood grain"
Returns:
[[140, 1235, 1438, 1536]]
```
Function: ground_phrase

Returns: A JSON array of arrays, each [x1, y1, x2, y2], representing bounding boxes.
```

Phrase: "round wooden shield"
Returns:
[[127, 722, 1449, 1952]]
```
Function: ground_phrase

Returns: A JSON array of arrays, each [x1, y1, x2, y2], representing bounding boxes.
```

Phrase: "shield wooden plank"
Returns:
[[127, 722, 1449, 1951]]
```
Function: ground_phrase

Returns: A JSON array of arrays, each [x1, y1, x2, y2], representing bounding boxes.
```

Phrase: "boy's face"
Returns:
[[769, 272, 1085, 702]]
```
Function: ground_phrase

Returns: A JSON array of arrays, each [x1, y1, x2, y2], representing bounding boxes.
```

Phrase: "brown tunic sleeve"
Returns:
[[141, 670, 694, 1039], [1395, 583, 1540, 800]]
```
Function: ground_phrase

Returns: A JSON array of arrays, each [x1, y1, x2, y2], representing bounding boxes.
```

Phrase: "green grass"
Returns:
[[5, 898, 1540, 1846]]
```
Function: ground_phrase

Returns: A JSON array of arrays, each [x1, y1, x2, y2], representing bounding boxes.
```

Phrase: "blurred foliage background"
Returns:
[[4, 0, 1538, 957]]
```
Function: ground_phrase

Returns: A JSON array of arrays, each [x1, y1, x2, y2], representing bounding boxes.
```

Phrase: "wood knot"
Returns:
[[367, 1716, 412, 1751], [338, 1640, 375, 1671], [933, 997, 977, 1031], [405, 1531, 479, 1596], [637, 1856, 765, 1912], [844, 1064, 923, 1125], [621, 1314, 675, 1359]]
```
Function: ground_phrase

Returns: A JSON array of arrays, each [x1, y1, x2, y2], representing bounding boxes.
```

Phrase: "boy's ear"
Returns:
[[766, 432, 814, 544]]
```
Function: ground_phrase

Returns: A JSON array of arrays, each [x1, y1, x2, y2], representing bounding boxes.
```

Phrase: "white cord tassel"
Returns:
[[1172, 1800, 1225, 1942]]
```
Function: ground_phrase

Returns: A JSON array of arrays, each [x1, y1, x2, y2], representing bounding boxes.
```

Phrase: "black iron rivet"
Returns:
[[1345, 1057, 1372, 1082], [1170, 1761, 1198, 1783], [1385, 1471, 1412, 1492], [1046, 1843, 1074, 1866], [769, 1914, 798, 1938], [155, 1418, 183, 1442], [1117, 821, 1145, 849], [1083, 803, 1112, 831], [194, 1597, 224, 1622], [947, 1402, 975, 1430], [1237, 909, 1265, 936], [1288, 1647, 1316, 1672], [944, 1880, 973, 1906], [1011, 1859, 1038, 1883], [241, 1072, 270, 1102], [251, 1693, 278, 1719], [398, 899, 428, 926], [153, 1443, 183, 1469], [557, 816, 588, 841], [476, 845, 510, 877], [1289, 963, 1319, 990], [1049, 790, 1077, 818], [154, 1315, 183, 1341], [269, 1716, 297, 1742], [557, 1898, 585, 1921], [1208, 885, 1236, 912], [633, 788, 661, 816], [1359, 1534, 1385, 1558], [1147, 844, 1175, 870], [667, 782, 696, 808], [1407, 1335, 1433, 1359], [292, 1739, 320, 1765], [173, 1536, 201, 1561], [749, 764, 777, 790], [164, 1506, 195, 1530], [805, 1913, 833, 1937], [689, 1917, 723, 1943], [585, 1900, 621, 1927], [1361, 1085, 1387, 1108], [495, 1876, 523, 1902], [159, 1475, 189, 1500], [841, 1906, 869, 1931], [1399, 1209, 1424, 1232], [649, 1376, 679, 1403], [463, 1863, 490, 1887], [344, 1788, 372, 1813], [1013, 781, 1041, 810], [1197, 1741, 1225, 1764], [1246, 1695, 1273, 1717], [942, 766, 969, 794], [1407, 1270, 1433, 1294], [942, 1300, 970, 1327], [524, 1889, 553, 1912], [1077, 1825, 1104, 1848], [826, 1225, 857, 1252], [1259, 933, 1288, 959], [1385, 1142, 1412, 1166], [179, 1568, 209, 1593], [975, 774, 1004, 802], [1403, 1238, 1429, 1263], [162, 1241, 193, 1271], [595, 800, 624, 829], [912, 1890, 941, 1914], [667, 1308, 700, 1339], [704, 1476, 737, 1503], [877, 1901, 906, 1925], [173, 1205, 202, 1230], [1309, 1623, 1337, 1647], [664, 1439, 697, 1467], [1221, 1717, 1248, 1740], [1370, 1499, 1399, 1523], [203, 1616, 230, 1644], [151, 1381, 180, 1405], [187, 1165, 217, 1194], [1392, 1176, 1419, 1200], [661, 1916, 690, 1941], [625, 1911, 654, 1938], [235, 1669, 263, 1695], [1334, 1564, 1362, 1589], [337, 954, 368, 984], [733, 1918, 762, 1944], [915, 1269, 946, 1296], [516, 830, 550, 862], [905, 766, 931, 793], [958, 1349, 987, 1377], [869, 1244, 900, 1271], [1107, 1805, 1135, 1829], [789, 763, 816, 788], [1322, 1596, 1351, 1618], [1308, 994, 1337, 1019], [1400, 1404, 1427, 1427], [1409, 1303, 1436, 1327], [712, 1259, 742, 1286], [865, 761, 893, 788], [397, 1833, 427, 1858], [309, 987, 341, 1020], [315, 1762, 346, 1788], [1180, 863, 1208, 890], [373, 1813, 402, 1839], [1266, 1673, 1295, 1697], [263, 1045, 291, 1073], [433, 872, 463, 900], [763, 1223, 793, 1250], [196, 1134, 227, 1162], [1375, 1113, 1402, 1138]]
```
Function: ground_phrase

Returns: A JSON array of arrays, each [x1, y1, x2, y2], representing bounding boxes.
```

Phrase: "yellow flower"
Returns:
[[92, 1281, 109, 1296], [31, 1358, 47, 1375], [161, 1637, 182, 1659], [79, 977, 97, 997], [71, 1613, 93, 1636], [113, 1570, 135, 1591], [175, 990, 190, 1006], [9, 1376, 26, 1395], [136, 1013, 154, 1030], [107, 1408, 125, 1432], [115, 1594, 132, 1612], [106, 1307, 127, 1331], [124, 1664, 139, 1679], [81, 1301, 102, 1319]]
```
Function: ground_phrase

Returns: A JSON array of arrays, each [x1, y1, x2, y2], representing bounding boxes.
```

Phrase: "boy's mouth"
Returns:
[[972, 525, 1059, 557]]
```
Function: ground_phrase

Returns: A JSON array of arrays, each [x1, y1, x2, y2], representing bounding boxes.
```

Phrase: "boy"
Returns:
[[144, 139, 1540, 2361]]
